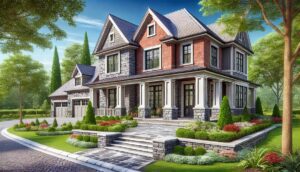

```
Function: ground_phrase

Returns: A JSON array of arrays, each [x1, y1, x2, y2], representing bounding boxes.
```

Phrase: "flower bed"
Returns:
[[66, 134, 98, 148]]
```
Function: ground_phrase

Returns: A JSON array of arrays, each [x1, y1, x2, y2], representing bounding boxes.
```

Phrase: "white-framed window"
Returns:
[[235, 85, 247, 108], [180, 41, 193, 65], [210, 43, 219, 68], [75, 77, 81, 86], [105, 52, 120, 74], [143, 45, 161, 71], [147, 23, 156, 37], [109, 32, 114, 42], [235, 49, 246, 73]]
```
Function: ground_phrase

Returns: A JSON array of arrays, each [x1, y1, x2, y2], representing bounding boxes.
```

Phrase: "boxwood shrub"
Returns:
[[194, 146, 206, 156], [176, 128, 195, 138], [173, 145, 185, 155], [184, 146, 194, 156], [195, 131, 208, 140], [83, 135, 90, 142]]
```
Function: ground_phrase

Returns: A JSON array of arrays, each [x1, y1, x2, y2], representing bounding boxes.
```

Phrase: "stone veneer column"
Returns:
[[163, 79, 178, 120], [193, 75, 209, 121], [138, 82, 150, 118], [212, 79, 222, 115], [115, 85, 126, 116]]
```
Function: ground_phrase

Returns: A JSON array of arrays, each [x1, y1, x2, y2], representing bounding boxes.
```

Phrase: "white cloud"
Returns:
[[74, 15, 103, 28]]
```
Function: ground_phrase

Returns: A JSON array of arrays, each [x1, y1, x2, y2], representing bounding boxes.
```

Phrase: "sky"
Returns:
[[0, 0, 274, 72]]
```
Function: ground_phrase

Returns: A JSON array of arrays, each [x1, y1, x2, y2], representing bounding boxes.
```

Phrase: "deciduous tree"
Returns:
[[62, 43, 82, 82]]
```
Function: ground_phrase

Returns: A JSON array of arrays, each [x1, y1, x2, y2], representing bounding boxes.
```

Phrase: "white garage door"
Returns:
[[55, 102, 68, 118], [73, 99, 88, 118]]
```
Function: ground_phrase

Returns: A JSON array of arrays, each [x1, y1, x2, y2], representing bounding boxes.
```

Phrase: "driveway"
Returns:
[[0, 118, 97, 172]]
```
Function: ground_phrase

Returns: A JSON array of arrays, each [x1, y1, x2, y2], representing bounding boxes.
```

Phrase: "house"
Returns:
[[49, 8, 258, 121]]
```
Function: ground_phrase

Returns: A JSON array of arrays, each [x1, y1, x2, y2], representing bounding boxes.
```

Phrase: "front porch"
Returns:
[[90, 74, 256, 121]]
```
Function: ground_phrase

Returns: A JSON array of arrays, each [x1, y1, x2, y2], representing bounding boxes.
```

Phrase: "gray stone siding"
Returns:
[[124, 85, 137, 114], [102, 24, 126, 50], [98, 49, 135, 80], [153, 137, 178, 160], [99, 88, 107, 108], [138, 108, 151, 118], [163, 108, 178, 120], [193, 108, 211, 121]]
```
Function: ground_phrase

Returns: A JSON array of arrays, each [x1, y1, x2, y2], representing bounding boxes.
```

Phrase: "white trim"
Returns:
[[181, 80, 195, 117], [210, 42, 219, 69], [105, 51, 121, 74], [179, 41, 194, 66], [234, 48, 247, 75], [143, 44, 162, 72], [108, 32, 115, 43], [147, 23, 156, 37], [71, 97, 90, 100], [108, 15, 129, 43], [71, 65, 82, 78]]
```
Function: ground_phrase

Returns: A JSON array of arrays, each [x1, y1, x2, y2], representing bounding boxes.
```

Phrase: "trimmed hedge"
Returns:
[[0, 109, 48, 116], [66, 138, 97, 148], [36, 130, 72, 136], [80, 124, 126, 132]]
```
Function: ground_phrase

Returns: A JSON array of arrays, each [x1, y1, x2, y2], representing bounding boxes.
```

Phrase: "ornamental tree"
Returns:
[[80, 32, 91, 65], [272, 104, 281, 117], [217, 96, 233, 129], [50, 47, 62, 93], [84, 101, 96, 124], [255, 97, 264, 115]]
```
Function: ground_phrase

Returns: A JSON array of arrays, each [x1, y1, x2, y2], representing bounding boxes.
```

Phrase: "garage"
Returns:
[[54, 102, 68, 118], [73, 99, 88, 118]]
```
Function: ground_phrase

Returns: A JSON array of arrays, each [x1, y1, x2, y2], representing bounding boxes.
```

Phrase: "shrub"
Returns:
[[66, 138, 97, 148], [41, 119, 48, 125], [83, 135, 90, 142], [272, 117, 282, 123], [102, 116, 109, 121], [83, 101, 96, 124], [272, 104, 280, 117], [98, 120, 120, 126], [80, 124, 89, 130], [173, 145, 185, 155], [39, 123, 48, 129], [241, 114, 251, 122], [279, 151, 300, 172], [66, 122, 73, 130], [36, 130, 72, 136], [87, 125, 98, 131], [263, 152, 284, 165], [108, 124, 125, 132], [125, 115, 133, 120], [195, 131, 209, 140], [194, 146, 206, 156], [176, 128, 187, 137], [223, 124, 240, 132], [217, 96, 233, 129], [239, 148, 269, 170], [184, 146, 194, 156], [74, 120, 82, 129], [95, 116, 101, 120], [208, 132, 237, 142], [255, 97, 264, 115], [250, 119, 263, 125], [96, 125, 108, 131], [232, 115, 242, 122], [48, 127, 56, 132], [30, 121, 35, 126], [52, 118, 58, 128], [90, 136, 98, 143], [77, 135, 83, 141]]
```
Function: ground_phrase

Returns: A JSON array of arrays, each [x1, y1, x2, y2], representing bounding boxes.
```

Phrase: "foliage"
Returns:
[[52, 118, 58, 128], [50, 47, 62, 93], [40, 100, 50, 112], [61, 43, 82, 82], [83, 101, 96, 124], [272, 104, 280, 117], [263, 152, 284, 165], [41, 119, 48, 125], [232, 116, 242, 123], [108, 124, 126, 132], [194, 147, 206, 156], [195, 131, 209, 140], [66, 138, 97, 148], [0, 54, 48, 123], [176, 128, 195, 139], [90, 136, 98, 143], [239, 148, 269, 170], [217, 96, 232, 129], [0, 1, 84, 53], [279, 151, 300, 172], [98, 120, 120, 126], [80, 32, 91, 65], [255, 97, 264, 115], [83, 135, 90, 142], [184, 146, 195, 156], [173, 145, 185, 155], [48, 127, 56, 132], [223, 124, 240, 132], [35, 130, 72, 136]]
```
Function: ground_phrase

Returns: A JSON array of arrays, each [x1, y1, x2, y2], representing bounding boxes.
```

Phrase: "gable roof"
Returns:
[[72, 64, 95, 77], [208, 23, 237, 42], [93, 14, 138, 53]]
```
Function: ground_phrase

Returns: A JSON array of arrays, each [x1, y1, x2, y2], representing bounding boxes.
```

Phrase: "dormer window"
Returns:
[[75, 77, 81, 86], [147, 23, 156, 37], [109, 32, 114, 42], [210, 44, 219, 68]]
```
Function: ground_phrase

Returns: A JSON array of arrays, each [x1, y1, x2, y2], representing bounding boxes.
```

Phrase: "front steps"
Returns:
[[136, 118, 192, 126], [106, 134, 154, 158]]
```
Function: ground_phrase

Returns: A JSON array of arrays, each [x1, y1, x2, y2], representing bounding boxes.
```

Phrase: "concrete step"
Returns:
[[114, 140, 153, 149], [110, 143, 153, 153], [137, 121, 186, 126], [119, 136, 153, 144], [106, 146, 153, 158]]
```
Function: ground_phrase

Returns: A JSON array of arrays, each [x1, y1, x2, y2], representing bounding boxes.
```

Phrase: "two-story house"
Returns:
[[49, 8, 258, 121]]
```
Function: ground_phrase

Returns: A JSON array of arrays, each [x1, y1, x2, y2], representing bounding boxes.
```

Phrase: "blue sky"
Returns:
[[0, 0, 273, 71]]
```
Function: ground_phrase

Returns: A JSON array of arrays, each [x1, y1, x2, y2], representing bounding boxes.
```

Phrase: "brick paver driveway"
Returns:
[[0, 118, 97, 172]]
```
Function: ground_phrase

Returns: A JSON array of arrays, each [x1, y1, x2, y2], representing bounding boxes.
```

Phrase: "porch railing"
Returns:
[[95, 108, 116, 116]]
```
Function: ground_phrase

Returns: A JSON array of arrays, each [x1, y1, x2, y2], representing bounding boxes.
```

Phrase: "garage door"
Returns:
[[73, 99, 88, 118], [55, 102, 68, 118]]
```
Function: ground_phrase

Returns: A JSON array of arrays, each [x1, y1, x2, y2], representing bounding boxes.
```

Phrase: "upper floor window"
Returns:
[[144, 47, 160, 70], [180, 42, 193, 65], [147, 23, 156, 37], [75, 77, 81, 86], [109, 32, 114, 42], [235, 85, 247, 108], [210, 45, 218, 68], [236, 51, 245, 73], [108, 88, 116, 108], [106, 53, 119, 73]]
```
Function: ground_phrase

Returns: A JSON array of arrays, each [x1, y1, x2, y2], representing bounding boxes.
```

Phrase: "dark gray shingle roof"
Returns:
[[76, 64, 95, 76]]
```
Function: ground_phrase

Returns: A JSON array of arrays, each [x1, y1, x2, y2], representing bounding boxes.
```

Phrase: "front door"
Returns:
[[184, 84, 194, 118], [149, 85, 163, 117]]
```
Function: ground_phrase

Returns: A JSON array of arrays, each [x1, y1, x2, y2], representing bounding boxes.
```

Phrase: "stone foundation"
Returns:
[[114, 108, 126, 116], [162, 108, 178, 120], [193, 108, 210, 121], [138, 108, 150, 118], [152, 137, 178, 160]]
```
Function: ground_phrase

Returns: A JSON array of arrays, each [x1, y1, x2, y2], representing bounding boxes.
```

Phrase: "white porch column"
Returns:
[[115, 85, 125, 108], [163, 79, 178, 120], [138, 82, 150, 118], [253, 88, 256, 108], [194, 76, 208, 109], [229, 82, 236, 109], [89, 88, 97, 108], [213, 79, 222, 109]]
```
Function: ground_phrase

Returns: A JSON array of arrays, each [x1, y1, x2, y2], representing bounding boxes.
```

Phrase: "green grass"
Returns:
[[7, 128, 86, 153], [144, 115, 300, 172]]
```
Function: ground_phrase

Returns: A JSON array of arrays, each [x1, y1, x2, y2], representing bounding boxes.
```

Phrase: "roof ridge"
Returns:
[[109, 14, 138, 27], [164, 8, 186, 16]]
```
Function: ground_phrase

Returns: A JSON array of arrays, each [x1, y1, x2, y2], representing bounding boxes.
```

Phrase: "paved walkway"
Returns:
[[125, 123, 180, 138]]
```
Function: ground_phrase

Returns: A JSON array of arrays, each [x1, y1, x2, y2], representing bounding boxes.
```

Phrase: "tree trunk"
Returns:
[[282, 36, 293, 155], [18, 87, 23, 124]]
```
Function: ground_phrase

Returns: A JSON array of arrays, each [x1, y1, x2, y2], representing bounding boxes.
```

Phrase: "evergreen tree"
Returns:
[[272, 104, 281, 117], [255, 97, 264, 115], [50, 47, 62, 92], [84, 101, 96, 124], [52, 118, 58, 128], [80, 32, 91, 65], [217, 96, 233, 129]]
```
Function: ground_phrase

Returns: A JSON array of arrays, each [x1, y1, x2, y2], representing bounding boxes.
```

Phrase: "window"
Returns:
[[82, 100, 88, 105], [235, 85, 247, 108], [75, 77, 81, 86], [148, 85, 162, 110], [74, 100, 81, 106], [236, 51, 245, 73], [62, 102, 68, 107], [147, 23, 155, 37], [106, 53, 119, 73], [108, 89, 116, 108], [181, 44, 192, 64], [210, 45, 218, 68], [145, 48, 160, 70], [109, 32, 114, 42]]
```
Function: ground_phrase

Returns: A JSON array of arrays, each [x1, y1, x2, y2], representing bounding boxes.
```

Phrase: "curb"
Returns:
[[1, 128, 139, 172]]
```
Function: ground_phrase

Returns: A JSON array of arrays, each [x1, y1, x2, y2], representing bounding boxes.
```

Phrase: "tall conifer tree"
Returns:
[[80, 32, 91, 65], [50, 46, 62, 92]]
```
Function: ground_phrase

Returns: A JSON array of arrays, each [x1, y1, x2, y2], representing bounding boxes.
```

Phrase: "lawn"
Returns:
[[144, 115, 300, 172], [7, 128, 86, 153]]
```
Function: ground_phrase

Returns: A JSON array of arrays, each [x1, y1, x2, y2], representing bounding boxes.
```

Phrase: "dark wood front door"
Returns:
[[184, 84, 194, 118], [148, 85, 163, 117]]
